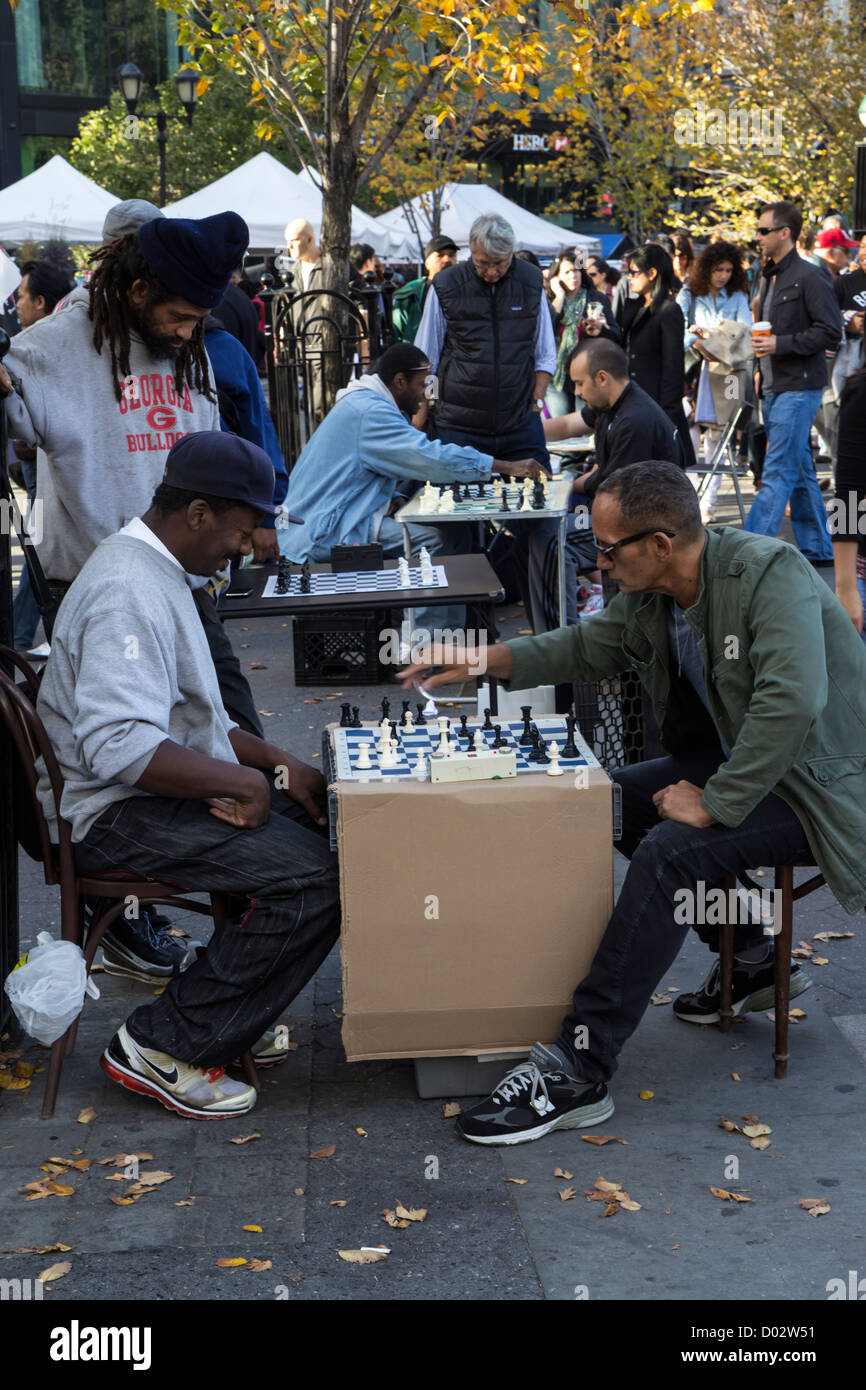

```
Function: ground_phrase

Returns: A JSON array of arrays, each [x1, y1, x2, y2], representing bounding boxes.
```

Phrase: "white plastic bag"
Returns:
[[4, 933, 100, 1045]]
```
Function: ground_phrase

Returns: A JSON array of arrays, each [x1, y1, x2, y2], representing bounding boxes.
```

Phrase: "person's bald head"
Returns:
[[284, 219, 317, 262]]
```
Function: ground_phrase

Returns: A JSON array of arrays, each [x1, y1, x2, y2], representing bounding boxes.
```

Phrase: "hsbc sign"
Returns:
[[512, 133, 569, 152]]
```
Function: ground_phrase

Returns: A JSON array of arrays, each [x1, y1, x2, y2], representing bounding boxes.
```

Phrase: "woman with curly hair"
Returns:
[[676, 240, 753, 520]]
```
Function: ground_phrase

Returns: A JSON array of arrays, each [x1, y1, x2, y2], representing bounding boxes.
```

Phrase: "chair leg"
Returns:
[[718, 876, 736, 1033], [41, 1031, 68, 1119], [774, 864, 794, 1079], [240, 1049, 261, 1093]]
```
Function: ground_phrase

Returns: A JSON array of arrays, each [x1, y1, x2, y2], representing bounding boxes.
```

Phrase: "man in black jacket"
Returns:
[[745, 201, 842, 563]]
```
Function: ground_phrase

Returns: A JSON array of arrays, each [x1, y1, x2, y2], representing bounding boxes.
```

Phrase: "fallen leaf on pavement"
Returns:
[[619, 1199, 642, 1211], [710, 1187, 754, 1202], [671, 1244, 680, 1251], [558, 1187, 576, 1201], [731, 1073, 740, 1081], [395, 1203, 427, 1222], [329, 1200, 347, 1207], [243, 1225, 262, 1233], [442, 1102, 461, 1118], [504, 1177, 527, 1184], [797, 1198, 831, 1216], [742, 1124, 772, 1139], [293, 1188, 304, 1196], [651, 989, 678, 1006], [11, 1243, 72, 1254], [76, 1107, 96, 1124], [592, 1179, 621, 1193], [229, 1133, 261, 1146], [132, 1170, 173, 1187], [638, 1090, 654, 1100], [382, 1210, 409, 1229], [812, 931, 853, 942], [750, 1137, 772, 1151], [310, 1145, 336, 1159], [601, 1203, 619, 1217], [553, 1168, 573, 1179], [789, 1008, 807, 1019], [109, 1197, 136, 1206], [104, 1173, 126, 1181], [0, 1070, 31, 1091], [355, 1127, 368, 1138], [98, 1152, 152, 1166], [249, 662, 267, 670], [174, 1200, 196, 1207], [812, 957, 829, 966], [37, 1261, 71, 1283], [719, 1117, 743, 1133], [14, 1061, 36, 1078], [338, 1248, 389, 1264], [247, 1259, 272, 1272], [580, 1135, 629, 1147], [216, 1258, 247, 1267]]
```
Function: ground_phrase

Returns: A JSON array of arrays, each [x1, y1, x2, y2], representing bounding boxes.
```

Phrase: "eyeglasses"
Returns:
[[756, 225, 788, 236], [595, 527, 677, 559]]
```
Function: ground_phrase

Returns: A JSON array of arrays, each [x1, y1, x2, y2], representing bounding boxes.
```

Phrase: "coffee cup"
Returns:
[[752, 320, 772, 350]]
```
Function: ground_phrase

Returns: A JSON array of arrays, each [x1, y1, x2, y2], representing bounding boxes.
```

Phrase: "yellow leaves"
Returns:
[[330, 1200, 347, 1207], [731, 1073, 741, 1081], [442, 1102, 461, 1118], [338, 1248, 389, 1264], [310, 1145, 336, 1159], [584, 1177, 641, 1214], [382, 1209, 409, 1229], [558, 1187, 577, 1202], [553, 1168, 573, 1180], [651, 987, 678, 1006], [248, 1258, 272, 1272], [38, 1261, 71, 1284], [593, 1179, 620, 1193], [12, 1243, 72, 1255], [581, 1135, 629, 1147], [395, 1203, 426, 1223], [812, 930, 853, 942], [383, 1201, 427, 1226], [355, 1127, 368, 1138], [710, 1187, 754, 1203], [742, 1124, 771, 1139], [98, 1152, 152, 1166], [797, 1199, 831, 1217], [504, 1177, 527, 1184], [0, 1068, 32, 1092], [229, 1133, 261, 1145], [217, 1258, 247, 1267], [719, 1116, 771, 1150], [638, 1090, 654, 1100], [811, 957, 829, 967], [76, 1107, 97, 1124], [243, 1225, 263, 1233]]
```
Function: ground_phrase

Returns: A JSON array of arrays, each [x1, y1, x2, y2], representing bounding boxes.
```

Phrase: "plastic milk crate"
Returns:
[[292, 609, 392, 686]]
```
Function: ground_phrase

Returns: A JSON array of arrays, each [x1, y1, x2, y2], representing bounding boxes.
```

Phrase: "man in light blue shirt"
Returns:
[[284, 342, 544, 644]]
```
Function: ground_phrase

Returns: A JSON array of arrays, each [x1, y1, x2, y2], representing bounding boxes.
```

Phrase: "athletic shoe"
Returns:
[[456, 1060, 614, 1146], [101, 1023, 257, 1119], [26, 641, 51, 659], [673, 955, 811, 1025], [99, 907, 194, 983], [229, 1028, 290, 1070]]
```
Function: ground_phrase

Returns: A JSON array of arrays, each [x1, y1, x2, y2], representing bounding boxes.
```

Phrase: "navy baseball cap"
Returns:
[[162, 432, 301, 526]]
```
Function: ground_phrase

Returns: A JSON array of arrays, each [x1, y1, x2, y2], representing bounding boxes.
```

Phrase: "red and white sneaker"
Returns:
[[101, 1023, 257, 1119]]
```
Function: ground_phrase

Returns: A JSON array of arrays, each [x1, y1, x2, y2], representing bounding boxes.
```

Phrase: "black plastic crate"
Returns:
[[293, 609, 392, 686]]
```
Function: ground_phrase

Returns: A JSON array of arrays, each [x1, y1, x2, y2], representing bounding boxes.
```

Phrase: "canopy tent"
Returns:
[[373, 183, 601, 259], [164, 152, 415, 258], [0, 156, 119, 244], [294, 165, 416, 260]]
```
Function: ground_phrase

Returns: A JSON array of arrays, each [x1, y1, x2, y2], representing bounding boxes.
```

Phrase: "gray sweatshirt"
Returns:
[[3, 292, 219, 581], [36, 532, 238, 843]]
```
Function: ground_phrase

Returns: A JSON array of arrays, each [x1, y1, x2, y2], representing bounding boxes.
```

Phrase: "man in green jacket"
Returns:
[[391, 235, 458, 343], [399, 460, 866, 1145]]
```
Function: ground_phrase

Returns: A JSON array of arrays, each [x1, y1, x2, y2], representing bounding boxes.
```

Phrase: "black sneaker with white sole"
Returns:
[[673, 955, 811, 1025], [94, 906, 194, 983], [456, 1061, 614, 1146]]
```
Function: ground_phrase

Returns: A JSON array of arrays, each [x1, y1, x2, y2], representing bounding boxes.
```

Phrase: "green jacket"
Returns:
[[391, 277, 427, 343], [506, 526, 866, 914]]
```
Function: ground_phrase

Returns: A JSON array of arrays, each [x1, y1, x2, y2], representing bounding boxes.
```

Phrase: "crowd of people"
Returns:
[[2, 190, 865, 1141]]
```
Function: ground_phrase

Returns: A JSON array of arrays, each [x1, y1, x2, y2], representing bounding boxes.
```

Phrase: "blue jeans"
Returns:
[[75, 787, 341, 1067], [745, 390, 833, 562], [555, 749, 810, 1084]]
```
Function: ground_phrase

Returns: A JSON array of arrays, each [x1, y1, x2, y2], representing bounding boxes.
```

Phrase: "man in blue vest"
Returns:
[[414, 214, 561, 631]]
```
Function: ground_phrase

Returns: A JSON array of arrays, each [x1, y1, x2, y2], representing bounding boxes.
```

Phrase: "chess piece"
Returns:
[[472, 728, 484, 750], [390, 720, 399, 746], [275, 556, 290, 595], [351, 706, 362, 727], [397, 556, 411, 588], [535, 735, 550, 765], [532, 480, 545, 510], [416, 704, 426, 724], [413, 752, 427, 777], [519, 706, 534, 746], [381, 698, 391, 723], [500, 490, 510, 513], [437, 727, 450, 756], [527, 726, 542, 762], [452, 483, 461, 503], [400, 700, 411, 727], [300, 558, 312, 593], [492, 724, 504, 748], [478, 481, 486, 498], [546, 740, 564, 776], [380, 741, 398, 768], [340, 702, 352, 727], [482, 707, 493, 731], [562, 714, 579, 760], [519, 490, 533, 512], [459, 714, 469, 741], [356, 741, 373, 770], [405, 708, 415, 732]]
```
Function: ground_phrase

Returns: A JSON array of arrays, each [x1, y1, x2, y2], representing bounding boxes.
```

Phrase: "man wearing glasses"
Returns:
[[399, 460, 866, 1144], [746, 201, 842, 564]]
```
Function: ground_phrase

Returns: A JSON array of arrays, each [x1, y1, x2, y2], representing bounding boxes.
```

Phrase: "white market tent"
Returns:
[[0, 155, 119, 243], [164, 152, 415, 258], [373, 183, 601, 259], [295, 165, 416, 260]]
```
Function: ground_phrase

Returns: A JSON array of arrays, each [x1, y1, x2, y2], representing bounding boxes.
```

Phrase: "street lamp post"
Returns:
[[117, 62, 200, 207], [854, 96, 866, 238]]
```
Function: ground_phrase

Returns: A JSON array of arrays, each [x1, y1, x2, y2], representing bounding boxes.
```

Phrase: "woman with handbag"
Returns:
[[676, 241, 752, 521], [617, 243, 696, 468]]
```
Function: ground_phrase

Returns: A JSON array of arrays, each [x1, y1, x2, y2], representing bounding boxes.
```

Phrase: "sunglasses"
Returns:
[[755, 225, 789, 236], [595, 527, 677, 559]]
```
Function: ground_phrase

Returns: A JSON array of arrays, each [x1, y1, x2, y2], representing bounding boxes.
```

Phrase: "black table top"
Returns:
[[219, 554, 505, 620]]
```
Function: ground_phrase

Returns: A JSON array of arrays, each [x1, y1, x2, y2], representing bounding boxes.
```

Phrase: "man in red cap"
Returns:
[[35, 432, 340, 1119], [814, 225, 860, 279]]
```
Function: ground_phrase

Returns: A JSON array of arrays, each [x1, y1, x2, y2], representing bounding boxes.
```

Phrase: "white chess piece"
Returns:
[[356, 741, 372, 770], [520, 491, 533, 511], [380, 741, 397, 768], [472, 728, 484, 750], [413, 752, 427, 777], [437, 728, 450, 756], [547, 740, 564, 776], [419, 546, 435, 582], [436, 491, 455, 514], [404, 709, 415, 732], [397, 556, 411, 587]]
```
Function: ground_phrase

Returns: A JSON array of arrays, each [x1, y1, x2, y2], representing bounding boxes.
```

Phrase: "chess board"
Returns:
[[331, 718, 599, 783], [262, 564, 448, 598], [397, 477, 573, 521]]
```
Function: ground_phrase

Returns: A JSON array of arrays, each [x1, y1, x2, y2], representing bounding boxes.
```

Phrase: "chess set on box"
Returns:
[[326, 700, 614, 1067]]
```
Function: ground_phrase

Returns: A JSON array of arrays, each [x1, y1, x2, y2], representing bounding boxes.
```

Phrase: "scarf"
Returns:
[[553, 289, 588, 391]]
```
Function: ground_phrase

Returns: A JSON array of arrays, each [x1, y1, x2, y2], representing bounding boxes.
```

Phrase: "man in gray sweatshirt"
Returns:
[[37, 432, 340, 1118]]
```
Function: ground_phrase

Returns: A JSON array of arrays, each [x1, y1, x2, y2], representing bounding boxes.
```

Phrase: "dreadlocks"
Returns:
[[87, 232, 216, 405]]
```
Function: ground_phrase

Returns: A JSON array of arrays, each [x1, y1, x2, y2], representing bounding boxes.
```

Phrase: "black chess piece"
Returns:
[[519, 706, 534, 746], [562, 714, 579, 759], [535, 735, 550, 765], [532, 480, 545, 510], [300, 558, 312, 593], [482, 707, 493, 731], [478, 481, 486, 498], [416, 704, 426, 724], [275, 555, 290, 595], [351, 706, 362, 728], [452, 483, 461, 503], [527, 725, 542, 761], [492, 724, 504, 748], [381, 697, 391, 723], [390, 720, 399, 745], [400, 700, 411, 727], [459, 714, 469, 741], [340, 702, 352, 727], [500, 489, 510, 513]]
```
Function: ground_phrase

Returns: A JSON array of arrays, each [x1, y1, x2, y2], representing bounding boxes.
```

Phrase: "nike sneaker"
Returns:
[[673, 954, 811, 1025], [101, 1023, 257, 1119], [456, 1060, 614, 1146]]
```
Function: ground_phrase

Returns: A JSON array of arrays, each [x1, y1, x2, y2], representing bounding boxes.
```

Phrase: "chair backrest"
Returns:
[[0, 646, 75, 889]]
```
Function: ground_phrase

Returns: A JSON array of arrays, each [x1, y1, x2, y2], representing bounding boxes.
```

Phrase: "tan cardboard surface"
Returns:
[[334, 762, 613, 1060]]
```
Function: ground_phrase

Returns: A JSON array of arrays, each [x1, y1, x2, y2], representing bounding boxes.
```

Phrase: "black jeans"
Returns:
[[75, 787, 341, 1067], [555, 749, 810, 1084]]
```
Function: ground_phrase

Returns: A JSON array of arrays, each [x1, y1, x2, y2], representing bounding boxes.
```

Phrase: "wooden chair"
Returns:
[[0, 647, 260, 1118], [718, 861, 826, 1078]]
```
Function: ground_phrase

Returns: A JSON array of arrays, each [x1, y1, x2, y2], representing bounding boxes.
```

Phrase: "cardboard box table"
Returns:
[[326, 719, 614, 1095]]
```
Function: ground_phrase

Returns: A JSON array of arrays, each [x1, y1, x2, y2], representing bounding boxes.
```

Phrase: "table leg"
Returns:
[[558, 515, 567, 629]]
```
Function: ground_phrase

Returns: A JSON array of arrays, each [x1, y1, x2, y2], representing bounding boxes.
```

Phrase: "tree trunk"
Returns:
[[320, 139, 357, 410]]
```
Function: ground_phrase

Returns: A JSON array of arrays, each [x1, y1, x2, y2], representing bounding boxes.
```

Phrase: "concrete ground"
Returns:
[[3, 466, 865, 1310]]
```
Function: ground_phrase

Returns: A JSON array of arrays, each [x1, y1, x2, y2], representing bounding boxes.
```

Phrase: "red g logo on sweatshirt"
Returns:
[[147, 405, 178, 431]]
